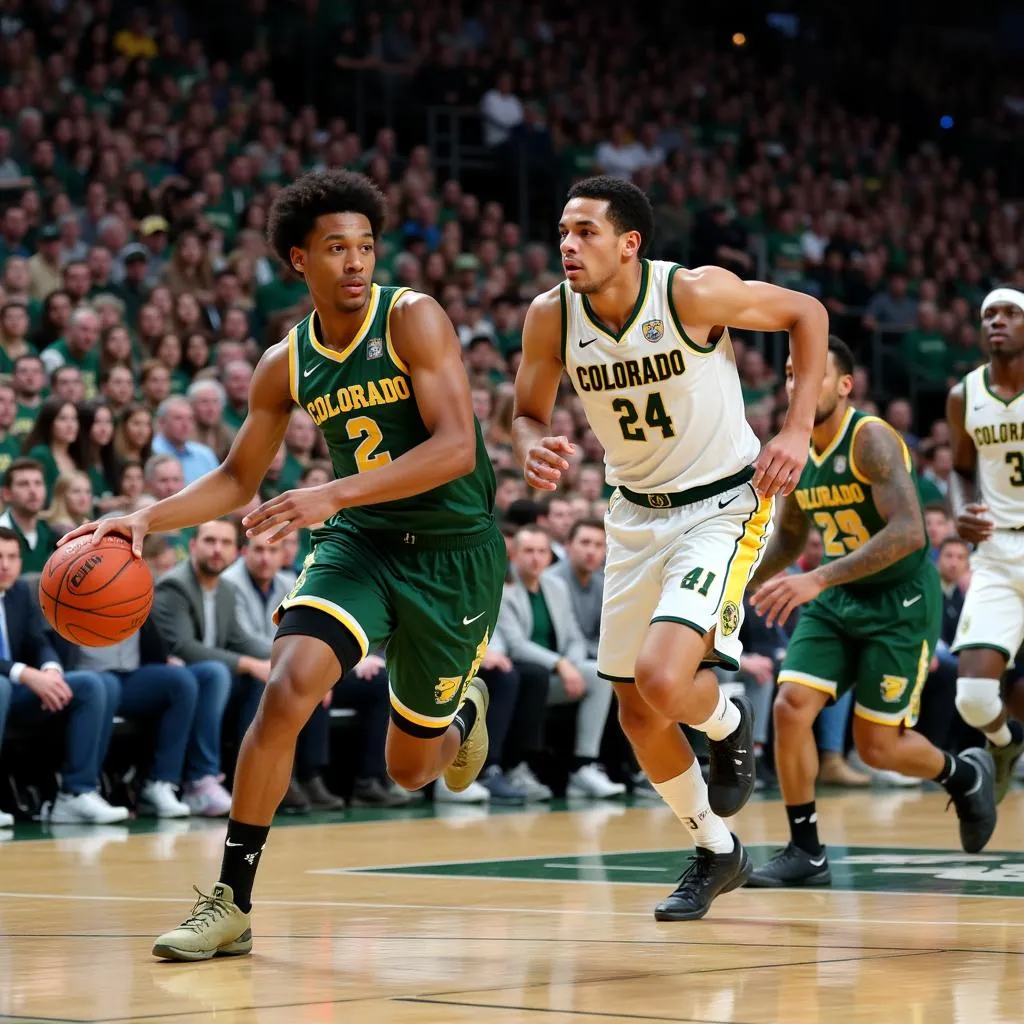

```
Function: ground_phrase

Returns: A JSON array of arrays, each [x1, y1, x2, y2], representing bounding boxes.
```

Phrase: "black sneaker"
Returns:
[[707, 696, 756, 817], [745, 843, 832, 888], [653, 834, 751, 921], [949, 747, 997, 854], [987, 734, 1024, 805]]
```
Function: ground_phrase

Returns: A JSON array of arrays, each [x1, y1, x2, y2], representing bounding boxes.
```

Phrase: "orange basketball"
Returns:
[[39, 535, 154, 647]]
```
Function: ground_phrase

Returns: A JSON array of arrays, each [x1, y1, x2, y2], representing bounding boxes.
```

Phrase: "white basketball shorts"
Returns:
[[952, 529, 1024, 662]]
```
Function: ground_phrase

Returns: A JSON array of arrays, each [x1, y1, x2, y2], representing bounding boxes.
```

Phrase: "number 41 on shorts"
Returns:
[[681, 567, 716, 597]]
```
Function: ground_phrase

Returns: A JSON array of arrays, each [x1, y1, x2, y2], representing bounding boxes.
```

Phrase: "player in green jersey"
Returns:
[[60, 170, 505, 959], [743, 336, 997, 888]]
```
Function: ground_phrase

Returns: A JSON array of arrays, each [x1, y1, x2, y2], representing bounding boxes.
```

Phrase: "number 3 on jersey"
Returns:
[[347, 416, 391, 472], [613, 392, 676, 442]]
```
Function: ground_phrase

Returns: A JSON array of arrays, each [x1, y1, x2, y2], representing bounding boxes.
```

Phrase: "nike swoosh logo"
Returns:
[[303, 364, 320, 377], [463, 612, 486, 625], [972, 404, 987, 411], [579, 337, 598, 348], [809, 856, 827, 867], [718, 495, 739, 509], [225, 840, 242, 847], [902, 595, 922, 607]]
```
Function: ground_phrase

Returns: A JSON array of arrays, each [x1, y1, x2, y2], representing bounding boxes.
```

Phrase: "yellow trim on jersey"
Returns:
[[581, 258, 651, 344], [272, 596, 370, 661], [307, 284, 381, 364], [385, 286, 412, 374], [389, 685, 458, 729], [286, 326, 299, 404], [807, 407, 854, 467], [719, 491, 773, 617], [853, 703, 909, 727], [777, 670, 839, 698], [847, 415, 913, 484]]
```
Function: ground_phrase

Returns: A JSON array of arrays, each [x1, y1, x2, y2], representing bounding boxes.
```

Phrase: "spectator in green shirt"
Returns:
[[39, 306, 101, 399], [0, 457, 56, 573], [0, 300, 34, 375], [221, 359, 253, 433], [0, 381, 20, 475], [22, 397, 88, 501], [946, 322, 984, 382], [10, 353, 45, 437], [900, 303, 949, 385]]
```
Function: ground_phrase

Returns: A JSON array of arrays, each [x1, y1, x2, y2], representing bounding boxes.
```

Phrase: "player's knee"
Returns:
[[254, 673, 311, 741], [386, 760, 433, 792], [617, 687, 664, 743], [853, 723, 897, 770], [955, 677, 1003, 729], [773, 684, 818, 733], [634, 658, 684, 714]]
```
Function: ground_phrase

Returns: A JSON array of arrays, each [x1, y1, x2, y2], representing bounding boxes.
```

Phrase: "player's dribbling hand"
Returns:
[[524, 436, 575, 491], [243, 484, 340, 543], [753, 426, 810, 498], [752, 570, 824, 627], [56, 510, 152, 558], [956, 503, 994, 545]]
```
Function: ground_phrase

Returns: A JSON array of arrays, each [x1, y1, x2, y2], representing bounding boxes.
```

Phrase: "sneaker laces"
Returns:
[[674, 849, 714, 888], [179, 886, 234, 933]]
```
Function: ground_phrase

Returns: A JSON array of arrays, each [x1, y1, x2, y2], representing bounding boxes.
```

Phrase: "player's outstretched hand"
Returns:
[[243, 483, 339, 543], [754, 426, 810, 498], [956, 503, 994, 546], [752, 570, 824, 628], [56, 510, 152, 558], [524, 435, 575, 491]]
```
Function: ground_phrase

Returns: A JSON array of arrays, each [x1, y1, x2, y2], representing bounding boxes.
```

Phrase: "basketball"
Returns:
[[38, 534, 154, 647]]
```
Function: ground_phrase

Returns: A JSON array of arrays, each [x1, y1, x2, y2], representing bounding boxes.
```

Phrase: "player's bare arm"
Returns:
[[747, 493, 811, 592], [675, 266, 828, 498], [59, 343, 295, 555], [947, 381, 991, 543], [244, 292, 478, 542], [511, 287, 576, 491], [754, 421, 924, 626]]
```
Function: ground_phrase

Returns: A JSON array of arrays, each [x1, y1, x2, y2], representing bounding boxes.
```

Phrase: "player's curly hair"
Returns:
[[267, 170, 387, 268], [567, 176, 655, 258]]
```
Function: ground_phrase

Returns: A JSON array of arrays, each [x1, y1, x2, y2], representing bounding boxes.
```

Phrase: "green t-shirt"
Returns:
[[0, 434, 19, 475], [7, 515, 56, 573], [26, 445, 61, 500], [947, 344, 985, 380], [44, 340, 100, 398], [12, 401, 41, 437], [901, 331, 948, 383], [767, 232, 805, 288], [223, 404, 247, 433], [528, 587, 556, 650]]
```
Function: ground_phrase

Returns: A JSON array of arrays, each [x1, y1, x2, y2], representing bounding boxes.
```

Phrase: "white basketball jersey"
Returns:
[[964, 365, 1024, 528], [563, 259, 760, 493]]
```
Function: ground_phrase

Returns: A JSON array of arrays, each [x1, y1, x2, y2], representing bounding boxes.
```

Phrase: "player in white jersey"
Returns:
[[948, 287, 1024, 801], [513, 177, 828, 921]]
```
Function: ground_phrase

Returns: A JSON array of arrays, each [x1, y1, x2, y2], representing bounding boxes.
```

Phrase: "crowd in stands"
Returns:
[[0, 0, 1015, 825]]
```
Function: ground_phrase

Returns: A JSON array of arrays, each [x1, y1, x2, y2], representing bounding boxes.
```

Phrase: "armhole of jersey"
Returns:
[[666, 264, 720, 355], [848, 415, 912, 484], [286, 326, 299, 405], [385, 286, 412, 375], [558, 283, 568, 366]]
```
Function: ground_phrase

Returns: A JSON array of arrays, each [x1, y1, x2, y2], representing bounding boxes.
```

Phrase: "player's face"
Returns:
[[785, 352, 850, 426], [558, 198, 639, 294], [981, 301, 1024, 358], [293, 212, 376, 315]]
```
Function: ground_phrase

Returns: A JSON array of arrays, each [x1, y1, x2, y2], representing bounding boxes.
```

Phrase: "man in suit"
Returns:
[[152, 519, 269, 817], [0, 527, 128, 825], [495, 525, 623, 799]]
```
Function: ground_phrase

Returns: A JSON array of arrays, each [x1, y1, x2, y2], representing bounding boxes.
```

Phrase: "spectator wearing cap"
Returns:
[[151, 397, 219, 486], [119, 243, 150, 325], [27, 224, 62, 301], [139, 216, 170, 286]]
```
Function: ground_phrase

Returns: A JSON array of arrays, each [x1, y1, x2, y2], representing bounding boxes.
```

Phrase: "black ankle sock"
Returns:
[[219, 819, 270, 913], [453, 699, 478, 743], [935, 752, 979, 799], [786, 801, 822, 856], [1010, 720, 1024, 746]]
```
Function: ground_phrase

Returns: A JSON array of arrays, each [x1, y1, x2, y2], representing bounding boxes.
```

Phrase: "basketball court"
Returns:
[[1, 788, 1021, 1023]]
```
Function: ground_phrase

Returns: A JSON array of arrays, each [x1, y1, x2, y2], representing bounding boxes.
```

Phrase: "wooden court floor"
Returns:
[[0, 787, 1022, 1024]]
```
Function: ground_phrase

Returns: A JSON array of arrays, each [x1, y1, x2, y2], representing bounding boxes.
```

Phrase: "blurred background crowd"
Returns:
[[0, 0, 1021, 827]]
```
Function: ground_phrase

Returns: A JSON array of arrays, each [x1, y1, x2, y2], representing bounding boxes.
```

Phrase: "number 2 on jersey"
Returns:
[[813, 509, 871, 556], [347, 416, 392, 472], [613, 392, 676, 442]]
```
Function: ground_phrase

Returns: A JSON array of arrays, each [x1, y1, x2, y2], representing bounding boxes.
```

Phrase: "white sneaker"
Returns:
[[507, 762, 553, 801], [140, 780, 191, 819], [49, 790, 130, 824], [183, 776, 233, 817], [567, 763, 627, 799], [0, 810, 13, 827], [433, 776, 490, 804]]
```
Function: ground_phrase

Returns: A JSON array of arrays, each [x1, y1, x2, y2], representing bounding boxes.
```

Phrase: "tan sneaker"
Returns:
[[152, 883, 253, 962], [444, 677, 489, 792]]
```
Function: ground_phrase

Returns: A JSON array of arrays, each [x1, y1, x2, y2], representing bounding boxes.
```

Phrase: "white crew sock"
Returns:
[[988, 723, 1013, 747], [653, 761, 734, 853], [695, 689, 741, 742]]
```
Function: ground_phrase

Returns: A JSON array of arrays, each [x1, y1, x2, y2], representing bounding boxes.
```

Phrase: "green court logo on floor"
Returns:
[[347, 845, 1024, 898]]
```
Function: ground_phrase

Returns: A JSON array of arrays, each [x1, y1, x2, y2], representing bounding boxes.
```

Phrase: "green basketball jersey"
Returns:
[[791, 406, 927, 589], [288, 284, 496, 536]]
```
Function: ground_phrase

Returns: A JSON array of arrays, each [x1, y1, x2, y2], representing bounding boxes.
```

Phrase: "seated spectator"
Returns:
[[44, 471, 93, 537], [188, 380, 233, 460], [152, 519, 270, 816], [114, 404, 154, 466], [143, 534, 179, 578], [21, 397, 87, 500], [11, 353, 45, 436], [536, 495, 573, 561], [0, 527, 128, 824], [221, 359, 253, 433], [545, 517, 605, 659], [924, 503, 956, 559], [497, 525, 623, 798], [0, 381, 21, 474], [151, 396, 219, 484], [0, 458, 56, 571], [39, 306, 100, 397], [52, 365, 86, 404]]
